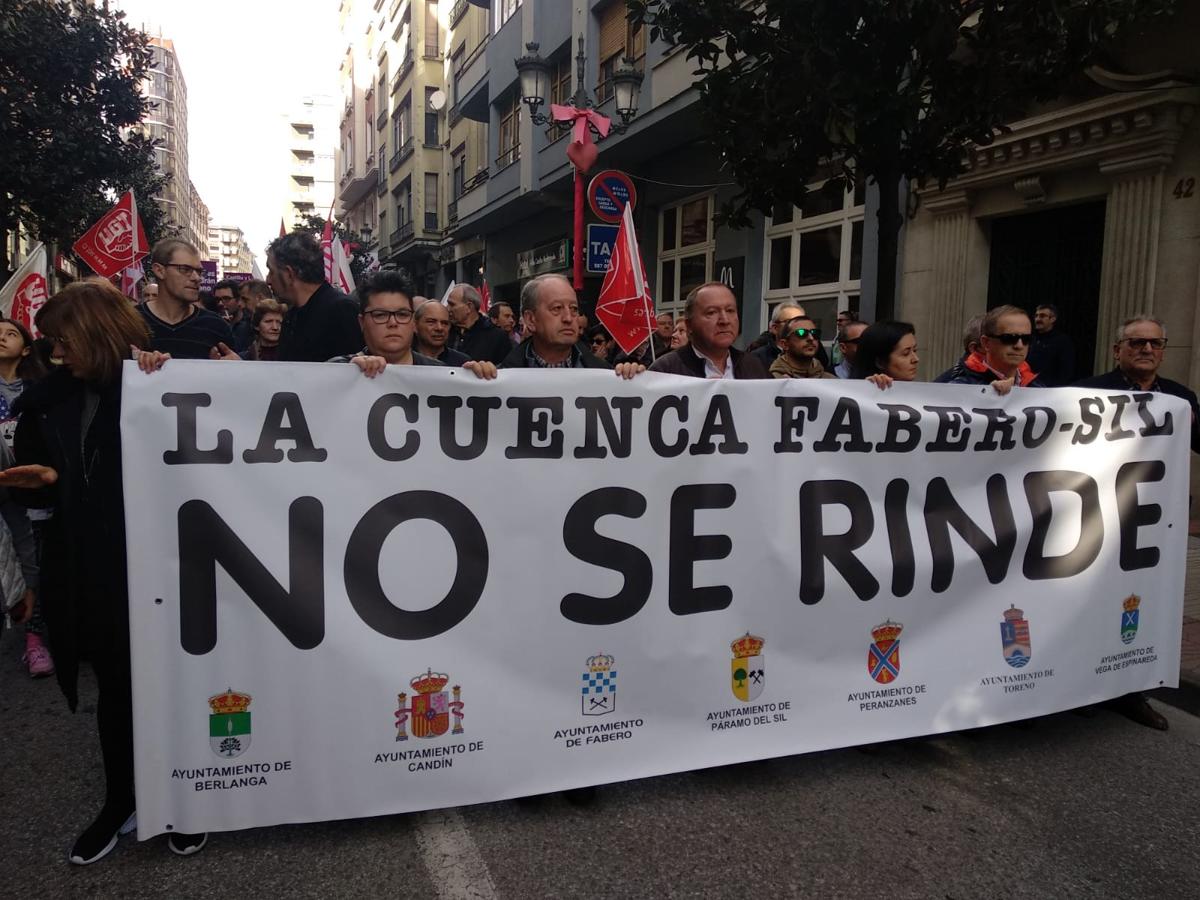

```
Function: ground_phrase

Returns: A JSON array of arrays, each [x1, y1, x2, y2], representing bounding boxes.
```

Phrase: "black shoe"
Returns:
[[1108, 693, 1169, 731], [563, 786, 597, 806], [69, 806, 136, 866], [167, 831, 208, 857]]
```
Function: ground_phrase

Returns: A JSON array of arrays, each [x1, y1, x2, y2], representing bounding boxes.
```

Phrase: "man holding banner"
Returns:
[[140, 239, 234, 360], [650, 282, 769, 380]]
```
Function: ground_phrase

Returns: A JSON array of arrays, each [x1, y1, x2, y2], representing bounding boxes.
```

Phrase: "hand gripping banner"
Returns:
[[121, 363, 1187, 837]]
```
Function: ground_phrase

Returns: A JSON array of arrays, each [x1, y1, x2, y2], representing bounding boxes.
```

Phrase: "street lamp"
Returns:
[[515, 35, 644, 287]]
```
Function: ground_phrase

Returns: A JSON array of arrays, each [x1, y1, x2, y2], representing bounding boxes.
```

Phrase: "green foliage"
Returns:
[[628, 0, 1177, 311], [295, 213, 379, 285], [0, 0, 163, 271]]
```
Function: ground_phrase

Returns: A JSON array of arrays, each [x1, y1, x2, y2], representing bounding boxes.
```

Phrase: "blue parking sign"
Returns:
[[586, 224, 620, 276]]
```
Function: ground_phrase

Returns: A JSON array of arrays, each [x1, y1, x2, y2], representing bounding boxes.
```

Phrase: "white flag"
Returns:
[[0, 244, 49, 337]]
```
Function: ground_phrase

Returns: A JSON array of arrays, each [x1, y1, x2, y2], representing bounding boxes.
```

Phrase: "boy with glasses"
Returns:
[[139, 239, 235, 359]]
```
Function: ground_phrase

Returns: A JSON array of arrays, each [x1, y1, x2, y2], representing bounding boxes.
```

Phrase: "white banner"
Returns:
[[122, 362, 1188, 838]]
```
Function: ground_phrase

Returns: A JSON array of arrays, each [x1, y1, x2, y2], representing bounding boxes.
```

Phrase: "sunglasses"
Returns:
[[988, 332, 1032, 346], [789, 327, 821, 341]]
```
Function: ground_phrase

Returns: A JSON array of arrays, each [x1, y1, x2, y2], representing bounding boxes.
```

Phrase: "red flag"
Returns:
[[479, 277, 491, 314], [73, 190, 148, 279], [279, 218, 288, 238], [595, 203, 656, 355], [321, 211, 335, 285]]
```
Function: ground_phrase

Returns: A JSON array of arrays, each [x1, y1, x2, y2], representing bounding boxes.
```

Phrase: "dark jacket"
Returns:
[[452, 315, 512, 365], [428, 346, 472, 366], [1074, 368, 1200, 454], [279, 283, 363, 362], [1027, 329, 1077, 387], [229, 315, 255, 354], [327, 349, 445, 366], [946, 352, 1043, 388], [649, 344, 771, 379], [500, 341, 610, 369], [11, 369, 129, 710]]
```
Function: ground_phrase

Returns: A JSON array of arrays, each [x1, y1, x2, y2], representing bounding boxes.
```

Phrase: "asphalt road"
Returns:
[[2, 627, 1198, 900]]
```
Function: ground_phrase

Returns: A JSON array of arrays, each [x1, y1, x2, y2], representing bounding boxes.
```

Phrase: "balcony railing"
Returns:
[[424, 211, 438, 231], [447, 200, 458, 224], [495, 145, 519, 169], [377, 109, 388, 130], [391, 51, 414, 94], [449, 0, 469, 28], [449, 103, 463, 128], [390, 221, 414, 247], [461, 167, 489, 195], [388, 136, 414, 173]]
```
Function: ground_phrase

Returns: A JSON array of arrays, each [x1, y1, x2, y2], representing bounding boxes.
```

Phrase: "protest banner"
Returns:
[[121, 364, 1187, 838]]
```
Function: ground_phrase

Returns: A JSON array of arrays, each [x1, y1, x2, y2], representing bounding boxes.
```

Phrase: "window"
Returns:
[[497, 92, 520, 168], [450, 48, 464, 106], [393, 93, 412, 148], [424, 87, 439, 145], [340, 123, 354, 176], [424, 1, 440, 56], [396, 178, 411, 226], [658, 194, 715, 318], [494, 0, 521, 32], [424, 173, 438, 230], [364, 90, 376, 157], [547, 56, 572, 138], [452, 147, 466, 197], [761, 178, 865, 335], [596, 1, 644, 102]]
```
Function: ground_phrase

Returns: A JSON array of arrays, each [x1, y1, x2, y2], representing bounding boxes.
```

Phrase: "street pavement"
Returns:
[[2, 623, 1199, 899]]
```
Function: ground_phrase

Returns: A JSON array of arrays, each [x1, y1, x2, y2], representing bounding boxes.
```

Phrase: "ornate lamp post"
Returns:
[[516, 36, 644, 289]]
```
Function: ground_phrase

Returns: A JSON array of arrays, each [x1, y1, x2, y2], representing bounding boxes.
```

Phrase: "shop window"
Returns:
[[658, 194, 715, 316]]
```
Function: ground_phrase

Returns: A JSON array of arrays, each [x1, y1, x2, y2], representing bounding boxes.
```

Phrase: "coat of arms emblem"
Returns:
[[209, 688, 252, 758], [1000, 605, 1031, 669], [395, 669, 464, 741], [730, 633, 765, 702], [1121, 594, 1141, 645], [582, 653, 616, 716], [868, 621, 903, 684]]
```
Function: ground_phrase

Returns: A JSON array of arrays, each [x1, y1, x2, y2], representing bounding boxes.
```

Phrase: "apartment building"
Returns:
[[283, 96, 338, 233], [336, 0, 486, 297], [207, 225, 256, 277]]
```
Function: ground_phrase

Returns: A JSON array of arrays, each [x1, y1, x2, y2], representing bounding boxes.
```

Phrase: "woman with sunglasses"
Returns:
[[945, 305, 1042, 393], [586, 325, 615, 364], [850, 320, 920, 388]]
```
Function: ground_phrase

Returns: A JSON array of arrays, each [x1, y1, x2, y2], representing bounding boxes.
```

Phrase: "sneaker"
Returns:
[[22, 633, 54, 678], [69, 807, 136, 866], [167, 831, 208, 857]]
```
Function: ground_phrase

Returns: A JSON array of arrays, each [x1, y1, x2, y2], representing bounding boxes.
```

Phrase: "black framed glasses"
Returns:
[[1120, 337, 1166, 350], [989, 332, 1032, 346], [789, 327, 821, 341], [364, 308, 414, 324], [165, 263, 204, 277]]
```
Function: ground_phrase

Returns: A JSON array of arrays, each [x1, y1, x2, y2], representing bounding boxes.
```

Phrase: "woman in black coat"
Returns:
[[0, 279, 204, 864]]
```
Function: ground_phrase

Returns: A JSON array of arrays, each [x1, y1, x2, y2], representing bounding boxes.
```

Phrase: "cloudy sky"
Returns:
[[115, 0, 343, 262]]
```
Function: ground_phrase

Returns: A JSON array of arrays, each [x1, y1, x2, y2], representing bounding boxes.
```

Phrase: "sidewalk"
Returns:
[[1181, 532, 1200, 690]]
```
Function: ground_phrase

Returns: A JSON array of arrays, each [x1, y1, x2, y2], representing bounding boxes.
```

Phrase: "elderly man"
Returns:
[[947, 305, 1041, 390], [771, 316, 836, 379], [650, 282, 769, 379], [833, 320, 869, 378], [488, 302, 518, 343], [1076, 314, 1197, 732], [447, 284, 512, 365], [330, 270, 494, 380], [501, 274, 609, 370], [266, 231, 362, 362], [414, 300, 471, 365], [933, 314, 985, 383]]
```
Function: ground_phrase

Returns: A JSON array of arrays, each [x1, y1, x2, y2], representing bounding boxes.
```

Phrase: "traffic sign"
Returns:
[[586, 224, 620, 275], [587, 169, 637, 224]]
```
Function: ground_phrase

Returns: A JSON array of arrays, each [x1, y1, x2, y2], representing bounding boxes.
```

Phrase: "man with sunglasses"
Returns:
[[139, 239, 235, 359], [770, 316, 836, 379], [947, 305, 1042, 390], [329, 270, 496, 380]]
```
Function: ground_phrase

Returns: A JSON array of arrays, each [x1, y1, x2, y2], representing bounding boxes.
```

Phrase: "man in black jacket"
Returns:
[[266, 232, 362, 362], [650, 282, 770, 379], [448, 284, 512, 365], [1027, 303, 1077, 386]]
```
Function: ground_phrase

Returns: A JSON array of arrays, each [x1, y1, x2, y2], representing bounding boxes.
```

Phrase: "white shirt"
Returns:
[[693, 348, 735, 380]]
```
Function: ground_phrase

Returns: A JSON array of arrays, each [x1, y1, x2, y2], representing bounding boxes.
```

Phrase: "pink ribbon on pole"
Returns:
[[549, 104, 611, 143]]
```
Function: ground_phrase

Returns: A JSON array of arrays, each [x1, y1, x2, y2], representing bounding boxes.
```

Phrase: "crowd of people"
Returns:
[[0, 228, 1195, 866]]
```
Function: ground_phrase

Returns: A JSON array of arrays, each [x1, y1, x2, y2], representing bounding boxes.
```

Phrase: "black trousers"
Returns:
[[85, 588, 135, 812]]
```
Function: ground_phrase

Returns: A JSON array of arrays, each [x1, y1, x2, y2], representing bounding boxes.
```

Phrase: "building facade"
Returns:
[[898, 5, 1200, 388], [207, 225, 256, 277], [283, 96, 337, 233]]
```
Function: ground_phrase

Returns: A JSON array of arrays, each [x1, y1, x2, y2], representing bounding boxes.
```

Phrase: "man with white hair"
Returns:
[[447, 284, 511, 364]]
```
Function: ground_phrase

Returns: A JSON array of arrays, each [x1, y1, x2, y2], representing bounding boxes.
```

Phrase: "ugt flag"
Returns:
[[595, 202, 656, 355], [0, 244, 49, 337], [73, 190, 148, 279]]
